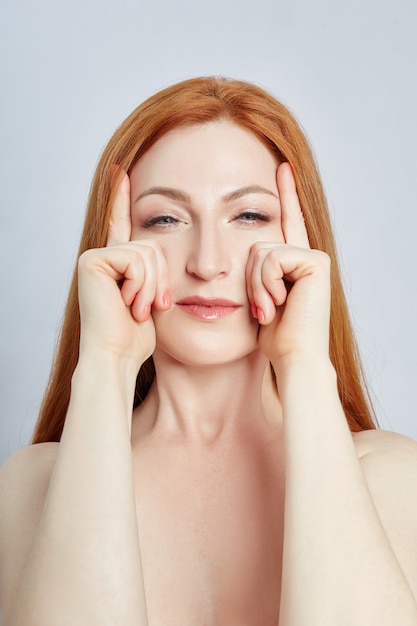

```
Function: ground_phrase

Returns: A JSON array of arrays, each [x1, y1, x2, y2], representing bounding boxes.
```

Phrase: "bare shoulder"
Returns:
[[352, 429, 417, 594], [0, 442, 58, 512], [352, 428, 417, 505], [0, 442, 59, 617], [352, 427, 417, 461]]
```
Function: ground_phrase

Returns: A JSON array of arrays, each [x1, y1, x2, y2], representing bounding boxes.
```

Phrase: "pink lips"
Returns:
[[176, 296, 241, 320]]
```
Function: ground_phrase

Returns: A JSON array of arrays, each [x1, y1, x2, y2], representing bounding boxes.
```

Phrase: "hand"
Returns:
[[246, 163, 331, 367], [77, 169, 171, 369]]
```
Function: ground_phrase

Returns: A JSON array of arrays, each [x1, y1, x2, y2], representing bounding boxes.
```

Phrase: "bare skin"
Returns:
[[2, 426, 417, 625], [128, 363, 285, 624], [1, 122, 417, 625]]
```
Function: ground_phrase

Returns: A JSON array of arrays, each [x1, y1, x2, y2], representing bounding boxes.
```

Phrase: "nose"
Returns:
[[186, 222, 231, 281]]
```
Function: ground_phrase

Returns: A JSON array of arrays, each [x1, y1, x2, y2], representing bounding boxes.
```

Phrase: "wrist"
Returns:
[[72, 350, 139, 408], [78, 334, 148, 373], [272, 352, 337, 389]]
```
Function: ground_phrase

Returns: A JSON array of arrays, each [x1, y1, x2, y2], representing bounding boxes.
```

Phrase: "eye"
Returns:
[[142, 214, 180, 229], [234, 210, 271, 224]]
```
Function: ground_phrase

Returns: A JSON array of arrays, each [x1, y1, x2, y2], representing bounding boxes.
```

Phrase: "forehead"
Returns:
[[130, 121, 278, 190]]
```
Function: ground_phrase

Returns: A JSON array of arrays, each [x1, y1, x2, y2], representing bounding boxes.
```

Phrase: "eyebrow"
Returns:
[[134, 185, 278, 204], [223, 185, 278, 202]]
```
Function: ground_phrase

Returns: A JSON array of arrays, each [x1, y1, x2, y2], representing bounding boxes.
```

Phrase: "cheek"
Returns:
[[276, 224, 285, 243], [266, 220, 285, 244], [233, 227, 286, 263], [129, 222, 149, 242], [158, 238, 184, 264]]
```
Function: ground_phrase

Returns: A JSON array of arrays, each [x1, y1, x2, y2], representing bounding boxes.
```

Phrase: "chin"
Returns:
[[153, 330, 260, 368], [152, 309, 260, 367], [155, 342, 261, 368]]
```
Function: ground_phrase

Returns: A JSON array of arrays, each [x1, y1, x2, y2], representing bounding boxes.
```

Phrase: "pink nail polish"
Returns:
[[162, 290, 171, 308], [251, 302, 257, 318], [142, 304, 151, 320], [257, 307, 265, 323]]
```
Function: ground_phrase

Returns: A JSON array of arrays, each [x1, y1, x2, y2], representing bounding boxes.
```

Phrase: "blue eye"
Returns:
[[143, 214, 179, 228], [236, 211, 270, 223]]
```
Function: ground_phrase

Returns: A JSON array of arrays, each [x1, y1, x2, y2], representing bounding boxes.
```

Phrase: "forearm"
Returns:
[[275, 356, 417, 626], [9, 354, 148, 626]]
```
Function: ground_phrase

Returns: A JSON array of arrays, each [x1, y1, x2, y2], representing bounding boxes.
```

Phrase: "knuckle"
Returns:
[[250, 241, 265, 256], [131, 239, 158, 259], [268, 248, 283, 264], [252, 246, 268, 263], [78, 248, 98, 270], [254, 250, 264, 264], [313, 250, 331, 270]]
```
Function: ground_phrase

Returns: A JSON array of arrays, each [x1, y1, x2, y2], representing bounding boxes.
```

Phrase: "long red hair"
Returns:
[[32, 76, 377, 443]]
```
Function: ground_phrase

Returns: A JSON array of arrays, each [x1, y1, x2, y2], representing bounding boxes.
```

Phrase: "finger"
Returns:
[[120, 242, 171, 320], [277, 162, 310, 249], [245, 247, 263, 320], [245, 250, 256, 316], [247, 244, 285, 324], [260, 250, 289, 309], [128, 256, 157, 322], [106, 166, 132, 246], [142, 241, 171, 311]]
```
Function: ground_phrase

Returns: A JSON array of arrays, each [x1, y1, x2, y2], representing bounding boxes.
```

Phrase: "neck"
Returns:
[[132, 350, 281, 446]]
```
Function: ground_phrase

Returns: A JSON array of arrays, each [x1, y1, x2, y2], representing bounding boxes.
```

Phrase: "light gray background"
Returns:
[[1, 0, 416, 466]]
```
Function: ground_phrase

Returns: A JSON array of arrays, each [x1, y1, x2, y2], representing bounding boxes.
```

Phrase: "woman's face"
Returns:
[[129, 120, 285, 367]]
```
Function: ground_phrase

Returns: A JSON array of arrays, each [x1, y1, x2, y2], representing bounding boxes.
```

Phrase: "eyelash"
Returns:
[[142, 210, 271, 229], [234, 210, 271, 224], [142, 214, 179, 228]]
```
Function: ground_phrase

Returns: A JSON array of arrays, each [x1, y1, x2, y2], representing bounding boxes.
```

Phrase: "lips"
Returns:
[[176, 296, 241, 320]]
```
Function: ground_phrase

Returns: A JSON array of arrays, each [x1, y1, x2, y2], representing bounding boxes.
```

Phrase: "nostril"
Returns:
[[185, 231, 232, 280]]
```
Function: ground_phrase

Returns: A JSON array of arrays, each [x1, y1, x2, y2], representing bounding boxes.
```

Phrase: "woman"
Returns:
[[1, 77, 417, 625]]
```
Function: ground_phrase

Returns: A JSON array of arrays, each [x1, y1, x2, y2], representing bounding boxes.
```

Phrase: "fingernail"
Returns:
[[127, 292, 136, 306], [142, 304, 151, 320], [162, 290, 171, 308], [251, 302, 257, 318], [256, 307, 265, 323]]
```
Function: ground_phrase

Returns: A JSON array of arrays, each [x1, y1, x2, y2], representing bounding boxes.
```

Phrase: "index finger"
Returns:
[[106, 166, 132, 246], [277, 162, 310, 249]]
